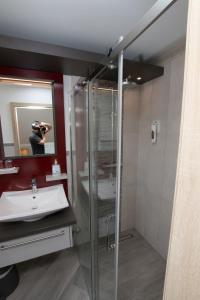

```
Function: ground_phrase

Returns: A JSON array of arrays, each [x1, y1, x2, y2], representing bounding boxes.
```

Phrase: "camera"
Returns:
[[39, 125, 47, 134], [32, 121, 47, 134]]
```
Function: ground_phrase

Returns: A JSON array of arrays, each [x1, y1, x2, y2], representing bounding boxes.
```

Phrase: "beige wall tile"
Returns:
[[121, 48, 185, 258], [164, 2, 200, 297], [121, 87, 139, 231]]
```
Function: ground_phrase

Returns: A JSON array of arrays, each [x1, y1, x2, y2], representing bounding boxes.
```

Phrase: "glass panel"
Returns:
[[88, 63, 118, 300], [70, 83, 92, 298], [118, 2, 188, 299], [70, 62, 119, 300]]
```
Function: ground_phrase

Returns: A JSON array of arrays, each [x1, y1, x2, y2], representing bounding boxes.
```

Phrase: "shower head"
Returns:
[[122, 77, 137, 87]]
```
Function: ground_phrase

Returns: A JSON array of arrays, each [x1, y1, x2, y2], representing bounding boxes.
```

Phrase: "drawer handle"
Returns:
[[0, 230, 65, 251]]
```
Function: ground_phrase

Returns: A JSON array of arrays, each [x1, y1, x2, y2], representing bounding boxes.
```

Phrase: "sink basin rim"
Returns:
[[0, 184, 69, 222]]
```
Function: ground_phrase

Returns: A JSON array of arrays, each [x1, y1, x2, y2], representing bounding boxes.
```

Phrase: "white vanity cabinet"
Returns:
[[0, 226, 73, 268]]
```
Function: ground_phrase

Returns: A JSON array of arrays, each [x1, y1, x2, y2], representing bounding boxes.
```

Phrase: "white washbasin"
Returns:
[[0, 184, 69, 222]]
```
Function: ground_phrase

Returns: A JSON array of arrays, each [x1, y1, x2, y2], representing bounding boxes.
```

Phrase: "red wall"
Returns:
[[0, 67, 67, 195]]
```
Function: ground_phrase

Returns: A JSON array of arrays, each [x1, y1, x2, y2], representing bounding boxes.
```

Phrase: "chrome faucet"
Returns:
[[31, 178, 37, 193]]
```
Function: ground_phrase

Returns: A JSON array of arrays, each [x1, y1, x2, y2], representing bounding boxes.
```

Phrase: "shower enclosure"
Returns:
[[67, 1, 187, 299]]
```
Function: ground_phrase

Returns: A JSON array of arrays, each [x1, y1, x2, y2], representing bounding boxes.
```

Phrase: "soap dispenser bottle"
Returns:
[[52, 159, 61, 176]]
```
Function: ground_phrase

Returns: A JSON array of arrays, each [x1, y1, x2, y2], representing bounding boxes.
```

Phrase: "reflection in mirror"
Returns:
[[0, 77, 55, 157]]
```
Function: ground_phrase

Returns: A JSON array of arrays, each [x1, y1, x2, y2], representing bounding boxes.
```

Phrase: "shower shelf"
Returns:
[[0, 167, 19, 175]]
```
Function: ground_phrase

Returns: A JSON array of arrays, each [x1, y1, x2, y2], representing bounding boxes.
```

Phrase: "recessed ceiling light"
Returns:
[[108, 63, 117, 70], [136, 76, 142, 81]]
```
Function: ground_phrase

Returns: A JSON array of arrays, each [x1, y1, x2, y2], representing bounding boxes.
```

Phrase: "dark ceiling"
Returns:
[[0, 46, 164, 84]]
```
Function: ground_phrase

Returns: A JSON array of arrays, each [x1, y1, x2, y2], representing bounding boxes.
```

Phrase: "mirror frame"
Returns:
[[0, 66, 64, 160]]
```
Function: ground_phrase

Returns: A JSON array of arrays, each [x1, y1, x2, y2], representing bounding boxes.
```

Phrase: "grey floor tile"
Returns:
[[8, 248, 89, 300], [98, 228, 166, 300], [8, 228, 166, 300]]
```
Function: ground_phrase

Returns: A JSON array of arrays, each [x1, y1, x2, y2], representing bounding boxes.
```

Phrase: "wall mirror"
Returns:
[[0, 76, 56, 158]]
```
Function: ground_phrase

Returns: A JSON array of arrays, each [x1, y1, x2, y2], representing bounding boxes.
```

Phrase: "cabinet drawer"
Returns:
[[0, 226, 73, 268]]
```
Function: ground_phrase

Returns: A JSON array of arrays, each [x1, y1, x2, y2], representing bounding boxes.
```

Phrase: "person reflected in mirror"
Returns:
[[29, 121, 52, 155]]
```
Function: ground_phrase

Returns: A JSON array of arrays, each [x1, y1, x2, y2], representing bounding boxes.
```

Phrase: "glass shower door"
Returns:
[[70, 56, 122, 300], [70, 83, 93, 298], [88, 62, 120, 300]]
